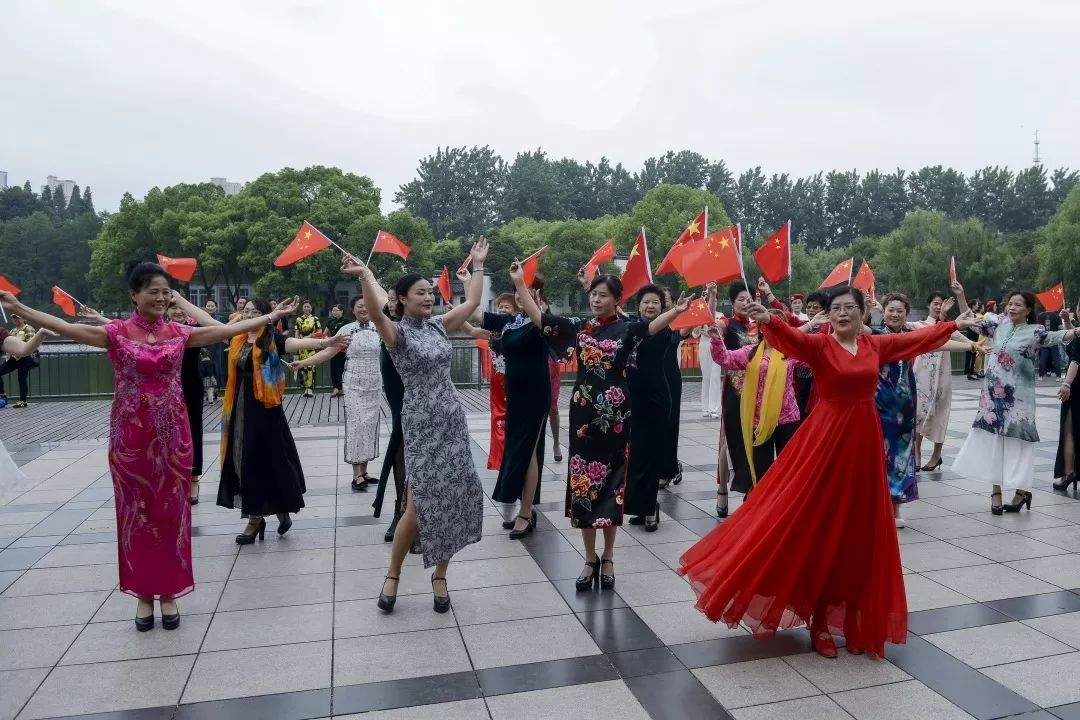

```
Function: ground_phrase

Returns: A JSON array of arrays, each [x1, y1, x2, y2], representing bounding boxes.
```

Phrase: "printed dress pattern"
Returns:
[[340, 321, 382, 464]]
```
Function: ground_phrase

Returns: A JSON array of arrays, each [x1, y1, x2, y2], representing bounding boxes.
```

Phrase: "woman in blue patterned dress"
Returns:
[[342, 240, 488, 615], [951, 284, 1079, 514]]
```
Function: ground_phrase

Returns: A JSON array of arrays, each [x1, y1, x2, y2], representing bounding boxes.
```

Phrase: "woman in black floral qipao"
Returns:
[[512, 268, 691, 592]]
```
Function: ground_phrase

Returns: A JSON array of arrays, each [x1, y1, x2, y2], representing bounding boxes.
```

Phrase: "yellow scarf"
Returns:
[[220, 329, 286, 462], [740, 342, 788, 486]]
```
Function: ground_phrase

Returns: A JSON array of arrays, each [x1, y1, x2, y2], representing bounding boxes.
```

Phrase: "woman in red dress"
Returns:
[[680, 285, 975, 658]]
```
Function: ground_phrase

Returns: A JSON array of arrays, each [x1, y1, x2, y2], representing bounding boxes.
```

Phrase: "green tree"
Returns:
[[0, 185, 44, 221], [395, 145, 506, 238], [1036, 185, 1080, 301], [500, 149, 560, 222]]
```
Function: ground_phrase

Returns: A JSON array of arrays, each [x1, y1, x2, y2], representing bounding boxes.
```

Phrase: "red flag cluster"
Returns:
[[669, 297, 715, 330], [372, 230, 410, 260], [818, 258, 854, 289], [657, 210, 707, 275], [852, 260, 875, 296], [275, 221, 333, 267]]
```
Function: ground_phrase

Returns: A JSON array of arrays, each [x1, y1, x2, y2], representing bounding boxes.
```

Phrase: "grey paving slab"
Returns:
[[0, 563, 118, 596], [459, 614, 602, 669], [0, 624, 82, 670], [783, 650, 911, 693], [181, 640, 332, 704], [217, 572, 332, 612], [333, 628, 472, 685], [485, 679, 650, 720], [332, 698, 492, 720], [923, 621, 1074, 668], [60, 614, 213, 664], [92, 582, 225, 622], [830, 680, 975, 720], [692, 657, 821, 709], [0, 589, 108, 630], [731, 695, 855, 720], [0, 667, 48, 720], [980, 651, 1080, 708]]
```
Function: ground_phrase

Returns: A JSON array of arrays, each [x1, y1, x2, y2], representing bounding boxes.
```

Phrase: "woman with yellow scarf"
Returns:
[[217, 298, 347, 544], [709, 311, 806, 488]]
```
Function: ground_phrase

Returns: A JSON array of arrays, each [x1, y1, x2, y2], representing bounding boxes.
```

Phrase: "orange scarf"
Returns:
[[220, 329, 286, 462]]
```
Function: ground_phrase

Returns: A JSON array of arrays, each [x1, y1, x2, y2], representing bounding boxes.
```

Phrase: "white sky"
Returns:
[[2, 0, 1077, 211]]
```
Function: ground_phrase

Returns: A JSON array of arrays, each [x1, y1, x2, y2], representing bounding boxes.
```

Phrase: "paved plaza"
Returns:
[[2, 380, 1080, 720]]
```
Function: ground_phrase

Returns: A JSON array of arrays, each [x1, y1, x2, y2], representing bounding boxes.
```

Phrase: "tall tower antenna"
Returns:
[[1033, 129, 1042, 165]]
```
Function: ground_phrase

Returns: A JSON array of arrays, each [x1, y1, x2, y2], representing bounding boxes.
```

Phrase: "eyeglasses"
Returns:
[[829, 304, 860, 314]]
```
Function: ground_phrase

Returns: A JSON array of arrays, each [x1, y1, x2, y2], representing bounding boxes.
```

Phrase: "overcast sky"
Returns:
[[2, 0, 1077, 212]]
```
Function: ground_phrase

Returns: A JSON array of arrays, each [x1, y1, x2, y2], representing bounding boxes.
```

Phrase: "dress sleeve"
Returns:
[[710, 336, 753, 370], [871, 321, 958, 365], [1034, 325, 1070, 349], [973, 313, 999, 339], [482, 312, 513, 334], [540, 313, 582, 359], [103, 319, 124, 349], [759, 317, 825, 365]]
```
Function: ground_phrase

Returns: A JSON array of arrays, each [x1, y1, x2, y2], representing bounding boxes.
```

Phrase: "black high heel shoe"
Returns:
[[189, 479, 200, 505], [575, 556, 600, 591], [378, 575, 399, 613], [134, 604, 154, 632], [508, 512, 536, 540], [644, 505, 660, 532], [384, 511, 402, 542], [990, 491, 1004, 516], [351, 475, 369, 492], [716, 490, 729, 519], [1053, 473, 1078, 492], [919, 458, 944, 472], [599, 558, 616, 590], [1004, 490, 1033, 513], [672, 461, 684, 485], [160, 601, 180, 630], [235, 517, 266, 545], [431, 574, 451, 613], [277, 513, 293, 536]]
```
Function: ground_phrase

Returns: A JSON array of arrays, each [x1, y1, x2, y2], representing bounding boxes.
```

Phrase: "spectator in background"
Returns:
[[203, 299, 226, 391], [0, 313, 48, 408], [1038, 307, 1064, 378], [325, 304, 349, 397]]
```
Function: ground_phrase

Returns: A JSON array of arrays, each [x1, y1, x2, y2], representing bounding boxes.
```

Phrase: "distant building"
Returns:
[[44, 175, 77, 202], [210, 177, 244, 195], [0, 171, 7, 190]]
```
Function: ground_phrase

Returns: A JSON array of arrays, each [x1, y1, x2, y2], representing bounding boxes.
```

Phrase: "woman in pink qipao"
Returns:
[[0, 262, 298, 632]]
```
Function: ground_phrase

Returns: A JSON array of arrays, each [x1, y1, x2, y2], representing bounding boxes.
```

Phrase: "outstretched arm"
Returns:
[[0, 292, 107, 348], [170, 291, 223, 327], [442, 238, 489, 332], [187, 296, 300, 347], [284, 334, 347, 354], [340, 255, 399, 348], [749, 302, 823, 364], [873, 321, 960, 364]]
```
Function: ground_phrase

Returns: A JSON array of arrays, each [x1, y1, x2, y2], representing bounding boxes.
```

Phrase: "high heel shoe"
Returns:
[[384, 511, 402, 542], [377, 575, 399, 613], [644, 505, 660, 532], [235, 517, 266, 545], [508, 512, 536, 540], [1004, 490, 1033, 513], [1053, 473, 1078, 492], [672, 461, 683, 485], [277, 514, 293, 536], [189, 479, 200, 505], [919, 458, 943, 472], [575, 556, 600, 591], [716, 490, 729, 519], [431, 574, 451, 613], [160, 601, 180, 630], [351, 475, 369, 492], [134, 604, 154, 632], [990, 491, 1004, 516], [599, 557, 615, 590]]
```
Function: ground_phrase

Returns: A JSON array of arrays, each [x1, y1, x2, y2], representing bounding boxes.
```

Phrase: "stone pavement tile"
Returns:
[[692, 657, 820, 709], [334, 542, 422, 572], [923, 621, 1074, 668], [783, 650, 910, 693], [614, 569, 695, 607], [645, 540, 697, 571], [334, 594, 458, 638], [61, 614, 212, 665], [980, 651, 1080, 708], [903, 574, 975, 612], [91, 581, 224, 623], [181, 640, 331, 704], [907, 515, 1007, 540], [201, 602, 332, 652], [830, 680, 974, 720], [192, 555, 233, 583], [922, 493, 997, 513], [448, 532, 532, 562], [217, 573, 331, 612], [0, 624, 81, 670], [633, 600, 747, 645], [0, 589, 108, 630], [190, 533, 244, 558], [336, 523, 401, 547], [898, 540, 994, 573], [1006, 555, 1080, 589], [1024, 611, 1080, 648], [449, 581, 571, 626], [332, 698, 491, 720], [0, 571, 20, 594], [0, 511, 52, 528], [5, 535, 63, 548], [335, 567, 437, 601], [460, 614, 601, 669], [899, 500, 958, 520], [895, 528, 938, 545], [18, 654, 195, 720], [731, 695, 854, 720], [229, 547, 333, 580], [32, 540, 116, 567], [621, 520, 701, 545], [922, 564, 1059, 602], [951, 533, 1068, 562], [0, 547, 49, 572], [0, 667, 48, 720], [1022, 525, 1080, 551], [333, 628, 471, 685], [967, 510, 1075, 532], [485, 679, 650, 720]]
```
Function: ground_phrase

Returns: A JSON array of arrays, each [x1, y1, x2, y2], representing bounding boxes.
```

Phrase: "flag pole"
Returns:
[[641, 227, 653, 281], [785, 220, 792, 304], [737, 223, 748, 290]]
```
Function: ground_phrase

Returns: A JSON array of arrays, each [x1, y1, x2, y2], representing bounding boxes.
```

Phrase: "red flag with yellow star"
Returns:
[[753, 221, 791, 283], [619, 229, 652, 303], [582, 239, 616, 279], [372, 230, 411, 261], [1036, 282, 1065, 312], [519, 245, 548, 288], [656, 209, 707, 275], [679, 227, 743, 288], [818, 258, 854, 289], [852, 260, 876, 296], [275, 221, 333, 267]]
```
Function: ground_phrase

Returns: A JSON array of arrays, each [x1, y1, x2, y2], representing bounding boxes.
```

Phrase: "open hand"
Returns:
[[470, 236, 489, 266], [1059, 383, 1072, 403], [272, 296, 300, 319], [806, 310, 828, 330], [950, 280, 965, 298], [77, 306, 107, 324], [340, 254, 370, 278], [745, 301, 771, 325], [327, 334, 349, 352], [940, 297, 956, 317], [673, 292, 695, 313]]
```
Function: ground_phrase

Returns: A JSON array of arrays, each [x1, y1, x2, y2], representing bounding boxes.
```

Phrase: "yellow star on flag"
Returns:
[[718, 238, 730, 249], [628, 244, 639, 260], [686, 220, 701, 236], [303, 229, 312, 240]]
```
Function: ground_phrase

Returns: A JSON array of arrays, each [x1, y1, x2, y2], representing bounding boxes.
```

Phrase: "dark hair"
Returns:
[[127, 261, 168, 293], [394, 273, 427, 317], [826, 285, 866, 312], [635, 283, 668, 310], [926, 290, 947, 305], [589, 274, 623, 300], [349, 295, 364, 311], [1006, 290, 1038, 324], [882, 292, 911, 313], [530, 271, 546, 291], [728, 280, 750, 304], [330, 304, 343, 313], [245, 298, 274, 353], [805, 291, 828, 309]]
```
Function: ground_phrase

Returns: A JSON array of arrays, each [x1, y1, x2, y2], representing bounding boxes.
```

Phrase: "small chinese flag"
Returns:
[[583, 239, 616, 279], [852, 260, 876, 296], [275, 221, 333, 267], [156, 254, 198, 282], [520, 245, 548, 287], [818, 258, 854, 289], [437, 266, 452, 304], [753, 221, 791, 283], [657, 209, 708, 275], [52, 286, 77, 316], [620, 230, 653, 303], [1036, 282, 1065, 312], [949, 256, 958, 285], [0, 274, 20, 295], [670, 297, 715, 331], [680, 227, 743, 288], [372, 230, 411, 261]]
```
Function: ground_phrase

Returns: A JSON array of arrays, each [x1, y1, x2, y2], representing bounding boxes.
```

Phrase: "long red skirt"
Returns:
[[487, 371, 506, 470]]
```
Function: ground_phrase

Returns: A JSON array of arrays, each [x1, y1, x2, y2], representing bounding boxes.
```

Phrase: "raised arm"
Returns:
[[749, 302, 823, 364], [441, 237, 488, 332], [188, 296, 299, 347], [284, 334, 347, 354], [0, 292, 108, 348], [647, 292, 694, 335], [710, 335, 754, 370], [340, 255, 398, 348], [510, 262, 543, 328], [170, 291, 223, 327], [872, 321, 961, 365]]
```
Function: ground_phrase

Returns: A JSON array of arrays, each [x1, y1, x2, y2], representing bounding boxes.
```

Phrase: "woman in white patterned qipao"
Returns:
[[342, 239, 489, 616], [290, 294, 383, 491]]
